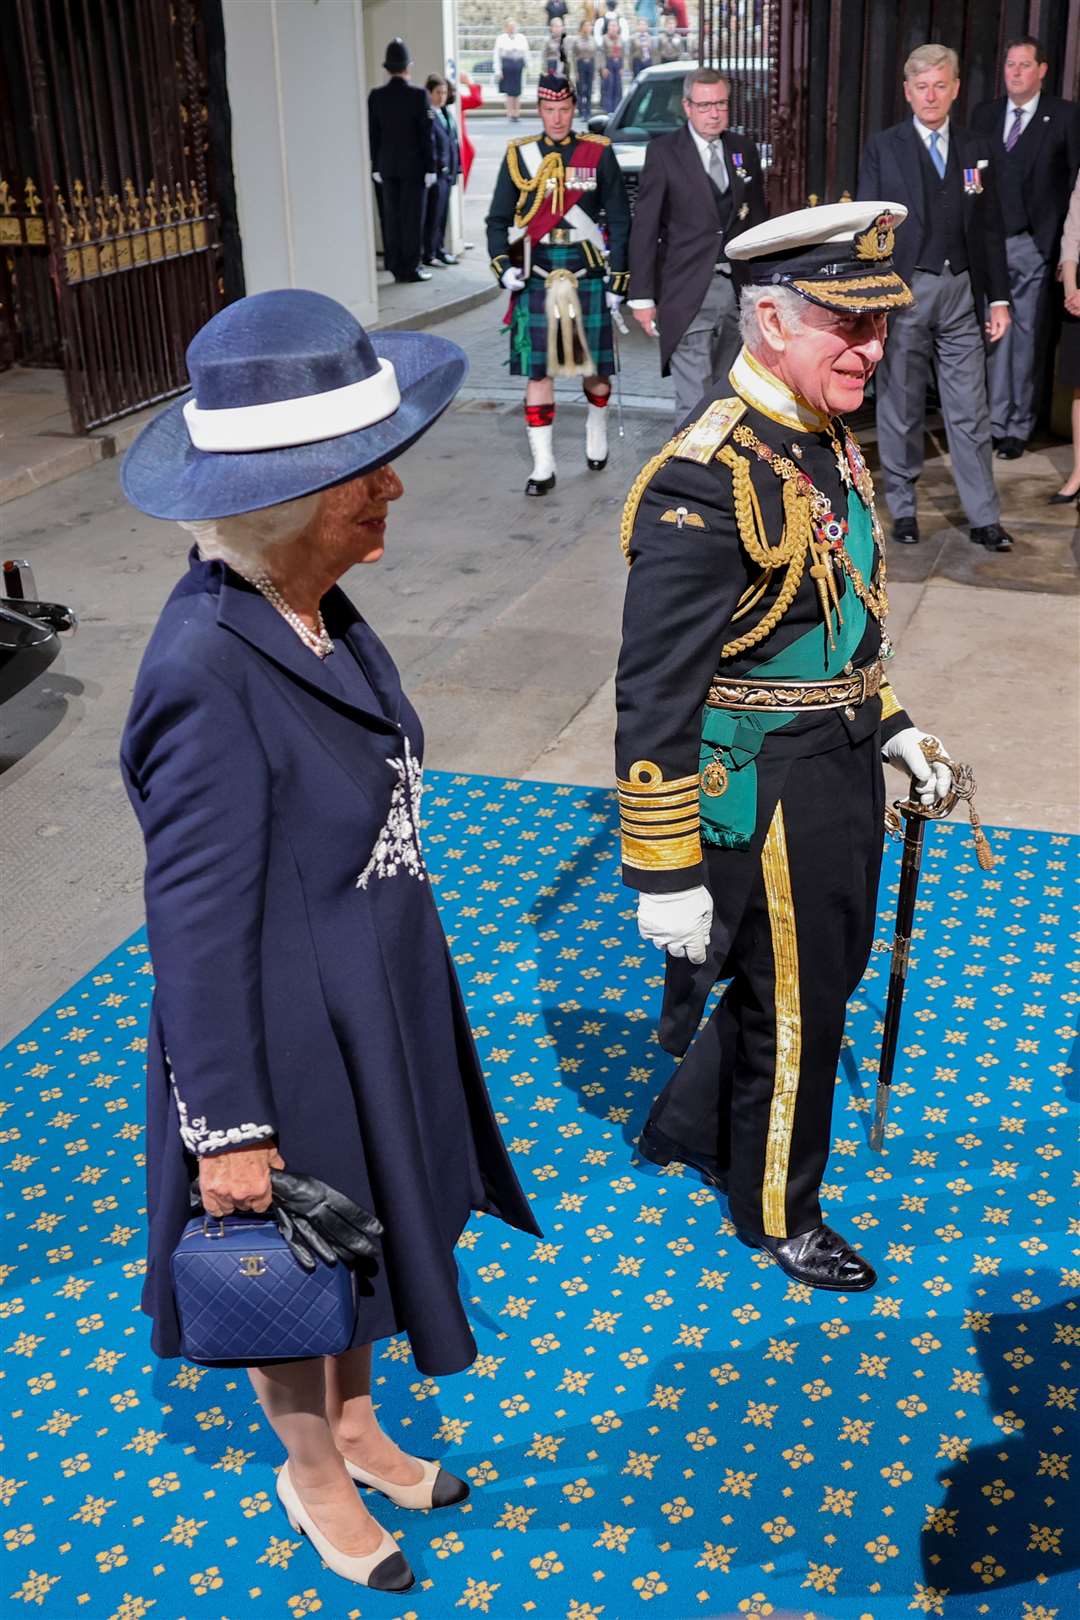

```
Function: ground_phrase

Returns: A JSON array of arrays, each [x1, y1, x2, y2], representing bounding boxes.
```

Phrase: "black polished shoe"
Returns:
[[891, 517, 919, 545], [435, 251, 459, 266], [637, 1120, 727, 1192], [395, 268, 432, 283], [1047, 488, 1080, 505], [586, 454, 608, 471], [996, 437, 1024, 460], [970, 523, 1014, 552], [736, 1223, 877, 1291], [525, 472, 556, 497]]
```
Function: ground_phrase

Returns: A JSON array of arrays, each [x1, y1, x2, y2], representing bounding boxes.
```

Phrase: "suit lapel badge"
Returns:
[[738, 202, 750, 220]]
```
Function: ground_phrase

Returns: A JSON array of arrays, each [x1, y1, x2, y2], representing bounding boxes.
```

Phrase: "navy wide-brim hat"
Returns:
[[121, 289, 468, 521]]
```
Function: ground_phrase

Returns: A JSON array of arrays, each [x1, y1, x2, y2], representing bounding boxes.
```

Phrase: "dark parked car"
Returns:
[[0, 560, 76, 707]]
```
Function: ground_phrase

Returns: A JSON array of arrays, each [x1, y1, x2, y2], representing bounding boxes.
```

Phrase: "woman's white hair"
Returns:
[[739, 284, 808, 351], [179, 492, 319, 574]]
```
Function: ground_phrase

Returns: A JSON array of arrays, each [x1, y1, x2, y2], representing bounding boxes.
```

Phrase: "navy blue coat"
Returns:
[[120, 555, 539, 1372]]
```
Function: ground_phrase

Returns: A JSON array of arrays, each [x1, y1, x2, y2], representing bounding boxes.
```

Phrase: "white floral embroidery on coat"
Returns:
[[165, 1051, 275, 1156], [356, 737, 426, 890]]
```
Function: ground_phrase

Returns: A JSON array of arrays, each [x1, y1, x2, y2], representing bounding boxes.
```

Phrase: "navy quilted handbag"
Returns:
[[171, 1215, 358, 1365]]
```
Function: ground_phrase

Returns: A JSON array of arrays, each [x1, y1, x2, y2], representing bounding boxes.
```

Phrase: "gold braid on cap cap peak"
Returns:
[[791, 274, 914, 310]]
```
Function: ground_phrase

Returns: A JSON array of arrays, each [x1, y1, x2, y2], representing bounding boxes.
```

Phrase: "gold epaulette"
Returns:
[[577, 132, 611, 145], [618, 398, 746, 564], [617, 760, 702, 874], [674, 397, 747, 464]]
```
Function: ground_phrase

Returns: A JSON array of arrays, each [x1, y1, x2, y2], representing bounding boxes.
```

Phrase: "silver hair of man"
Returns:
[[904, 42, 959, 79], [738, 284, 808, 351], [683, 66, 729, 100], [179, 492, 319, 573]]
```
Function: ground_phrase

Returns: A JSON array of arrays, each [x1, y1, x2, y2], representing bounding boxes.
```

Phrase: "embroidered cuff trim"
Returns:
[[166, 1053, 275, 1157]]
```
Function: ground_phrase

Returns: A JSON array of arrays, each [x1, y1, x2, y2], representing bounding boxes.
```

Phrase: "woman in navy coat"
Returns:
[[120, 290, 539, 1593]]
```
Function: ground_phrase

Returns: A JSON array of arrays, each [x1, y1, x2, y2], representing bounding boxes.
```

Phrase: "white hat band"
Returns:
[[183, 358, 400, 452]]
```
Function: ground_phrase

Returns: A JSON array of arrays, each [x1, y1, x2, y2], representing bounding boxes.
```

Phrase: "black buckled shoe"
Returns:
[[525, 472, 556, 497], [586, 453, 607, 471], [891, 517, 919, 545], [637, 1120, 727, 1192], [970, 523, 1013, 552], [736, 1223, 876, 1291]]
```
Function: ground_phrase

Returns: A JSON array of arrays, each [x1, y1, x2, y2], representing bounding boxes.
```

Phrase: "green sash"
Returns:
[[699, 489, 875, 850]]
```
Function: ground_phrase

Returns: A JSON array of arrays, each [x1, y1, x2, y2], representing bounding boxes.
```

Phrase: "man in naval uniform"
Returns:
[[486, 73, 631, 496], [615, 202, 954, 1292]]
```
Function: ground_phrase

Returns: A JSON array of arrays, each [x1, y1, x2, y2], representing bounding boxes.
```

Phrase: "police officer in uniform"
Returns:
[[368, 38, 436, 284], [615, 203, 954, 1292], [486, 74, 631, 495]]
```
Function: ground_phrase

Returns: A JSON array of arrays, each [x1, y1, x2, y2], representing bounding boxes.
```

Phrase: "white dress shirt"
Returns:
[[687, 123, 729, 190], [913, 115, 950, 165], [1003, 91, 1040, 144]]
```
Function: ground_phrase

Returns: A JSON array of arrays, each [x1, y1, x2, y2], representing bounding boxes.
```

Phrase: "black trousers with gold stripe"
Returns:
[[646, 733, 885, 1239]]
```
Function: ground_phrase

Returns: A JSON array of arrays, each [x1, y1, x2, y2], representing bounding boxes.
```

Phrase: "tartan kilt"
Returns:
[[509, 245, 615, 380]]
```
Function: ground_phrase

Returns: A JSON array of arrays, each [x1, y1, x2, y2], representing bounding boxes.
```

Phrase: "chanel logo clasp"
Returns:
[[239, 1255, 267, 1278]]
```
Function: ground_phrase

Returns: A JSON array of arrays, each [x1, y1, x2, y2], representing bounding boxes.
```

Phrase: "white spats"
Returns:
[[527, 423, 556, 482], [586, 401, 609, 467]]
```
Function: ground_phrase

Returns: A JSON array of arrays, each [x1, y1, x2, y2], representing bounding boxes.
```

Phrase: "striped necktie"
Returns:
[[928, 130, 946, 179], [1004, 106, 1024, 151]]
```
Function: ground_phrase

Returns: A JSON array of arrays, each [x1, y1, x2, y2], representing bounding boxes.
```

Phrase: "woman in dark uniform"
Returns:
[[120, 290, 539, 1593]]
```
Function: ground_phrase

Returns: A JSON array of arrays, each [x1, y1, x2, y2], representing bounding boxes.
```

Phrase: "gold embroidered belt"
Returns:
[[706, 659, 884, 713]]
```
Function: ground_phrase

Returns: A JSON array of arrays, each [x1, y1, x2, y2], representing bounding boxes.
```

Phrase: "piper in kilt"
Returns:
[[486, 73, 631, 496]]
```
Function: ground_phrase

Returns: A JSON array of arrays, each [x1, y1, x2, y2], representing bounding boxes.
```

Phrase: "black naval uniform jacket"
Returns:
[[486, 131, 632, 292], [614, 354, 914, 1043]]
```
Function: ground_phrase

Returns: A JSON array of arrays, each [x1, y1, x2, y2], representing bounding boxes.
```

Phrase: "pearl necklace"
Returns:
[[246, 570, 334, 659]]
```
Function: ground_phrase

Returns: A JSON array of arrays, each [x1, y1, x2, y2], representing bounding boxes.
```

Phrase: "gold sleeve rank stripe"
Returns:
[[617, 761, 703, 872]]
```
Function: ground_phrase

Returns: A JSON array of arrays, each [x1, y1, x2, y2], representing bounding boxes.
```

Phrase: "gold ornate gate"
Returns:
[[3, 0, 223, 432]]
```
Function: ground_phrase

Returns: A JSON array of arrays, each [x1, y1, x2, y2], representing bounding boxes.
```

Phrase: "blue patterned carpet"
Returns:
[[2, 772, 1076, 1620]]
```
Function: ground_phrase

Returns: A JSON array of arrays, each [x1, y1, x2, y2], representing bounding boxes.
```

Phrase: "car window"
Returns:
[[612, 78, 687, 135]]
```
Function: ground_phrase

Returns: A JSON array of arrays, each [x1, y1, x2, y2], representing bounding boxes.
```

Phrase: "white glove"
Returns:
[[500, 266, 526, 292], [372, 171, 382, 184], [424, 172, 437, 189], [638, 886, 713, 965], [606, 290, 625, 311], [881, 726, 953, 806]]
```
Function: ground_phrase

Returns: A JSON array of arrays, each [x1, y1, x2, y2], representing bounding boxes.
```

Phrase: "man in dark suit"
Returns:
[[422, 75, 461, 268], [971, 35, 1080, 458], [628, 68, 768, 419], [368, 38, 436, 284], [857, 43, 1014, 552]]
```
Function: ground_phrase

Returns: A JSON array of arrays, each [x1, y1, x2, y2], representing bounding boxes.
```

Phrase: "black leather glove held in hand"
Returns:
[[270, 1170, 383, 1272]]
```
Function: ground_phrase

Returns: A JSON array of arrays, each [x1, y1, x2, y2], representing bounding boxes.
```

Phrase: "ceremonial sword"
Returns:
[[870, 745, 994, 1153]]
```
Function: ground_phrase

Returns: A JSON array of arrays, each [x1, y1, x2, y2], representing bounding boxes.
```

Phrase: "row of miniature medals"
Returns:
[[734, 417, 892, 656]]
